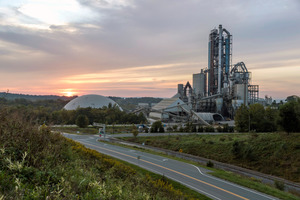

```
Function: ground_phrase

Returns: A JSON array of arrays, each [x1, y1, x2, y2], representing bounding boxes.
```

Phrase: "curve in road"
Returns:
[[63, 133, 277, 200]]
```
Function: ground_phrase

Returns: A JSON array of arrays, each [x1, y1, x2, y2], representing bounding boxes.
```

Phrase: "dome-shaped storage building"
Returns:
[[64, 94, 123, 111]]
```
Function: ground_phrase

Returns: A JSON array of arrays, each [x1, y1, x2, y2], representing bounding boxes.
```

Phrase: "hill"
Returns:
[[0, 109, 208, 200], [125, 133, 300, 183], [0, 92, 76, 101]]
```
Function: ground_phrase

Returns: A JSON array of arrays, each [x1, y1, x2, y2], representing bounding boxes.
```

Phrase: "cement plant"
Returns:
[[143, 25, 271, 125]]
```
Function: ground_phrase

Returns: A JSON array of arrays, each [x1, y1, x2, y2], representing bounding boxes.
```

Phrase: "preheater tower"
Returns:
[[208, 25, 232, 95]]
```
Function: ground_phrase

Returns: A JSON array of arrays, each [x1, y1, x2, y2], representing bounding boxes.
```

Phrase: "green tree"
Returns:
[[76, 115, 89, 128], [249, 103, 265, 132], [151, 121, 163, 133], [264, 107, 278, 132], [234, 104, 249, 132], [132, 124, 139, 138], [278, 100, 300, 134]]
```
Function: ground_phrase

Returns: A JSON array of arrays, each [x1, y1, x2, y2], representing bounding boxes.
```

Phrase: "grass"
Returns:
[[0, 110, 210, 200], [115, 157, 211, 200], [210, 170, 300, 200], [101, 140, 300, 200], [51, 125, 134, 135], [51, 126, 98, 134], [122, 133, 300, 183]]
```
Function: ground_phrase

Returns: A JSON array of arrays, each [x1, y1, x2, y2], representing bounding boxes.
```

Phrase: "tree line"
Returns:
[[0, 98, 146, 126], [235, 98, 300, 133]]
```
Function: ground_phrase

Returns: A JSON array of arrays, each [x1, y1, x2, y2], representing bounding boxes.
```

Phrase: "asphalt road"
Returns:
[[63, 133, 277, 200]]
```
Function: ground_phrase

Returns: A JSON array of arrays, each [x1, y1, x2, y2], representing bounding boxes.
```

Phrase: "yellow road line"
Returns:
[[81, 141, 249, 200]]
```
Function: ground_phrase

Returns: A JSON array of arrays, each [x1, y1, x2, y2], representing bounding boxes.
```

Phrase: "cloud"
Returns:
[[0, 0, 299, 98]]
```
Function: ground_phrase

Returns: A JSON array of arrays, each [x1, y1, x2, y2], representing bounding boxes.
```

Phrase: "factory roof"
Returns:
[[152, 98, 189, 111]]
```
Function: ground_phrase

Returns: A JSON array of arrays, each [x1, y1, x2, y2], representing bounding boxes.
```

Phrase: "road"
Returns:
[[63, 133, 277, 200]]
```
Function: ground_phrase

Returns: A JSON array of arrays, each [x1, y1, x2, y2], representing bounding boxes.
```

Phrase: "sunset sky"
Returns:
[[0, 0, 299, 99]]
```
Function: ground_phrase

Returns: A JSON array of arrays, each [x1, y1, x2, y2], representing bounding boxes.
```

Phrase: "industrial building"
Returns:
[[64, 94, 123, 111], [149, 25, 262, 124]]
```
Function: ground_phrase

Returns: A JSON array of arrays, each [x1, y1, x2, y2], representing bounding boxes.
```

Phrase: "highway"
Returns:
[[63, 133, 277, 200]]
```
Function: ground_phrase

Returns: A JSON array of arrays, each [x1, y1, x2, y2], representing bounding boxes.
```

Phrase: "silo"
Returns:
[[193, 73, 201, 96], [215, 98, 223, 113], [178, 84, 184, 96], [234, 84, 248, 105], [199, 69, 206, 96]]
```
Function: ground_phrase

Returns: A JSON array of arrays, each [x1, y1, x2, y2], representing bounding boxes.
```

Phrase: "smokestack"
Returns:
[[218, 24, 223, 94]]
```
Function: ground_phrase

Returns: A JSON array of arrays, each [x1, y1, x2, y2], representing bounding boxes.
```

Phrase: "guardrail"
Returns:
[[109, 137, 300, 193]]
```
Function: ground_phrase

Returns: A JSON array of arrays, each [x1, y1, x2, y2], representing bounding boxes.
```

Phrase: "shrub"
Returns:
[[132, 125, 139, 138], [191, 126, 197, 132], [204, 126, 215, 132], [143, 127, 149, 133], [166, 127, 173, 132], [232, 141, 243, 158], [222, 124, 229, 132], [206, 161, 214, 168], [172, 125, 178, 132], [179, 126, 184, 132], [198, 126, 204, 132], [217, 126, 223, 132], [228, 126, 235, 133], [159, 127, 165, 133], [274, 180, 285, 191]]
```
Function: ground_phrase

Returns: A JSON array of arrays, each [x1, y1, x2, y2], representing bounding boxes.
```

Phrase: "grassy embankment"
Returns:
[[0, 113, 209, 200], [51, 125, 134, 135], [108, 139, 300, 200], [123, 133, 300, 183]]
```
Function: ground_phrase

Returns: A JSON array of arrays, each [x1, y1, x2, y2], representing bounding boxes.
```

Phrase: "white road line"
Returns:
[[191, 165, 276, 200], [83, 141, 222, 200]]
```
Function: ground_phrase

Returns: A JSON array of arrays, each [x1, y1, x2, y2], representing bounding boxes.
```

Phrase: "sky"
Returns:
[[0, 0, 299, 99]]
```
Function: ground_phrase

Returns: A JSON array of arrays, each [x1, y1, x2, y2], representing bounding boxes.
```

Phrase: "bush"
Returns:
[[274, 180, 285, 191], [232, 141, 243, 158], [179, 126, 184, 132], [132, 125, 139, 138], [222, 124, 229, 132], [204, 126, 215, 132], [159, 127, 165, 133], [172, 125, 178, 132], [198, 126, 204, 132], [76, 115, 89, 128], [166, 127, 173, 132], [206, 161, 214, 168], [228, 126, 235, 133], [216, 126, 223, 132], [191, 126, 197, 132]]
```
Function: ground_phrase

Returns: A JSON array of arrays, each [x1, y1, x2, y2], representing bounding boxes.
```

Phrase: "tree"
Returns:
[[234, 104, 249, 132], [76, 115, 89, 128], [249, 104, 265, 132], [151, 121, 163, 133], [132, 124, 139, 138], [264, 107, 278, 132], [278, 100, 300, 134]]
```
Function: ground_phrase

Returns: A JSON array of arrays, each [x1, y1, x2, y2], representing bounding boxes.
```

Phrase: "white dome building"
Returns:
[[64, 94, 123, 111]]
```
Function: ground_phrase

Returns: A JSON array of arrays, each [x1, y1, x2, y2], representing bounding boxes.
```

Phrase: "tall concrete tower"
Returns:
[[207, 24, 232, 95]]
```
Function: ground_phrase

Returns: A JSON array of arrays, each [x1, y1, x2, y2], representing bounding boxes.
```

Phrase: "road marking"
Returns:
[[80, 141, 249, 200], [95, 152, 222, 200], [191, 165, 276, 200]]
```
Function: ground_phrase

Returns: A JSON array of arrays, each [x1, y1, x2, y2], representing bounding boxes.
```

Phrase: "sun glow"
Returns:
[[61, 90, 77, 97]]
